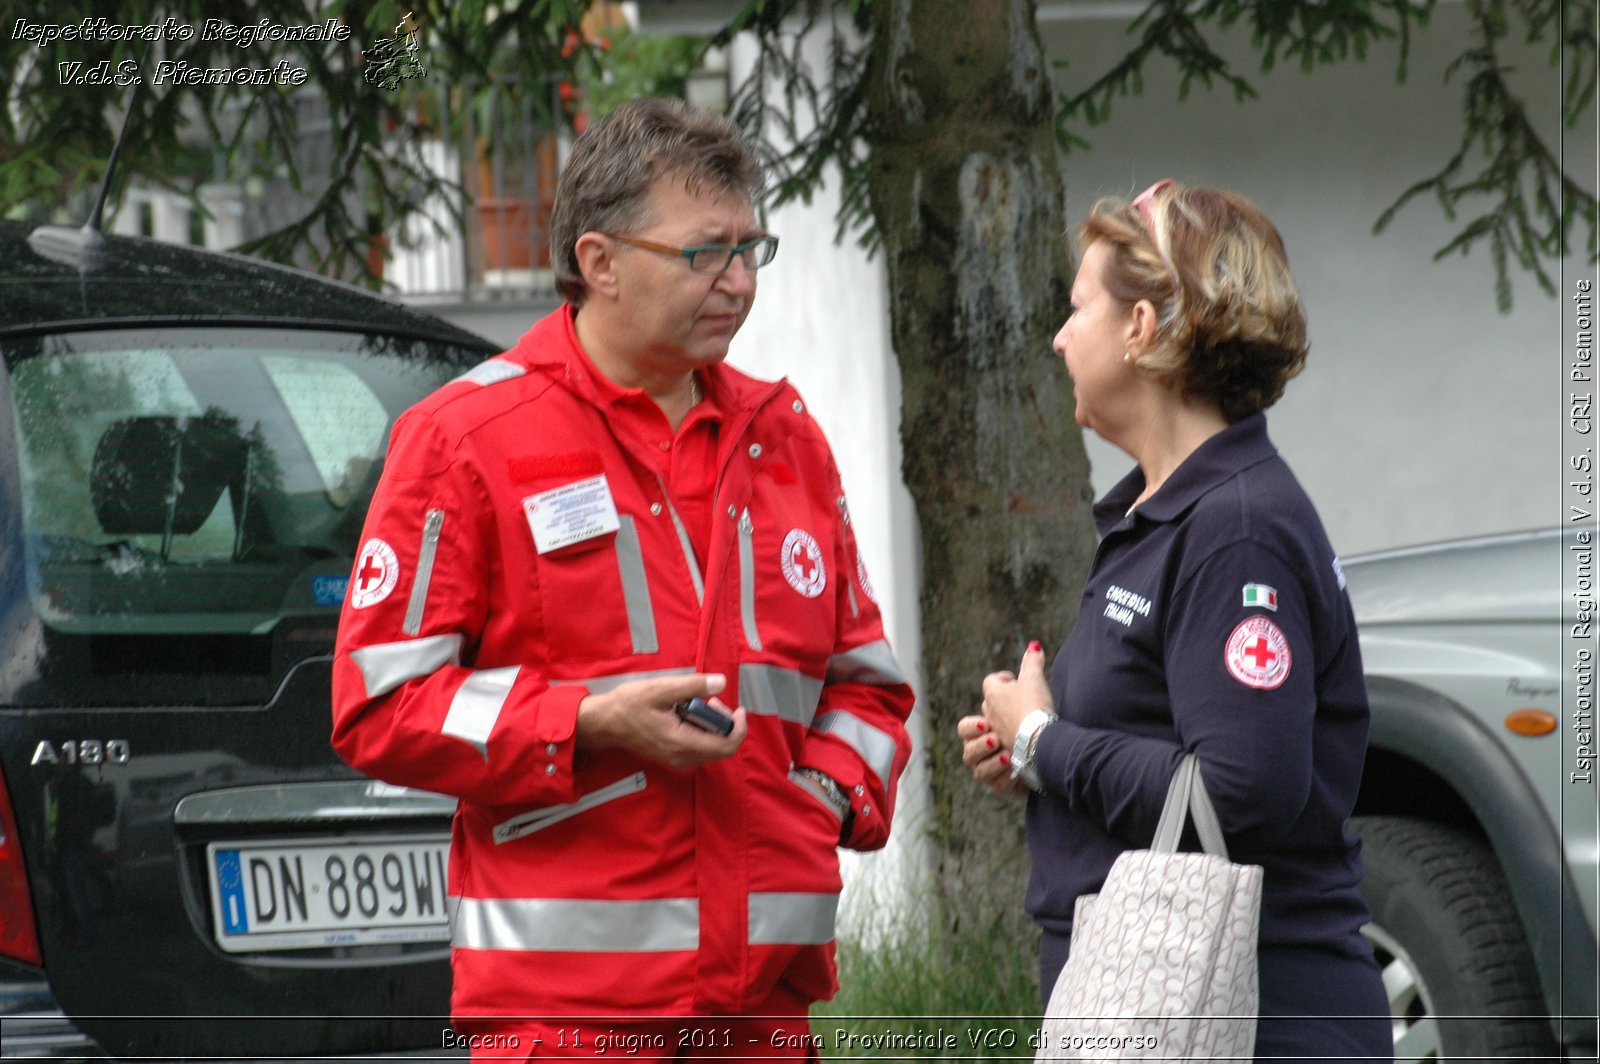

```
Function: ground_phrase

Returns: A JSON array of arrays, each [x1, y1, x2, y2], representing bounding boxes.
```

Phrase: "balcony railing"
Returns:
[[383, 76, 565, 303], [105, 76, 566, 304]]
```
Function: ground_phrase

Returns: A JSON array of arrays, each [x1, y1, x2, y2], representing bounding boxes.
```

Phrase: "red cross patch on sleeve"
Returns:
[[1225, 615, 1292, 690], [351, 538, 400, 610]]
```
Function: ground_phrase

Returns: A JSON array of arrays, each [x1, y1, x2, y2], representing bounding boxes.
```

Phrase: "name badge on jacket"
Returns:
[[522, 474, 622, 553]]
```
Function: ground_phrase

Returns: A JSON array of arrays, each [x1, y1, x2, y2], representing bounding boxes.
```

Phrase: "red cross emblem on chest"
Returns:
[[780, 528, 827, 598]]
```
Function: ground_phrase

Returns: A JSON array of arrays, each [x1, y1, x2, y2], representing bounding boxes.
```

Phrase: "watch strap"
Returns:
[[1010, 707, 1058, 789]]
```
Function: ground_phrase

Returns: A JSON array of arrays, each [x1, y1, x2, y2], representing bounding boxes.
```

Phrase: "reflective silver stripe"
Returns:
[[826, 640, 908, 687], [349, 634, 464, 698], [738, 508, 762, 650], [449, 896, 699, 952], [614, 516, 659, 654], [814, 710, 899, 785], [549, 667, 695, 694], [403, 509, 445, 636], [656, 475, 704, 605], [495, 772, 647, 844], [452, 358, 526, 387], [839, 496, 859, 619], [442, 666, 520, 754], [739, 664, 823, 727], [747, 892, 837, 946]]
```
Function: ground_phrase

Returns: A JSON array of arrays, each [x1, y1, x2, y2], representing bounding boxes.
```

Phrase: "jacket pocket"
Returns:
[[492, 771, 648, 844], [534, 517, 658, 662]]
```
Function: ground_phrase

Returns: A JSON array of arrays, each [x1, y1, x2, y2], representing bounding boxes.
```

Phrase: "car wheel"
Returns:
[[1352, 815, 1560, 1061]]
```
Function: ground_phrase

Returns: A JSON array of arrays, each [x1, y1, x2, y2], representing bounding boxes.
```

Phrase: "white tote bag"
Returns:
[[1038, 754, 1263, 1062]]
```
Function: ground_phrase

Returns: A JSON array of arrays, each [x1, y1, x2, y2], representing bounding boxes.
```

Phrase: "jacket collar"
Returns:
[[507, 305, 786, 417], [1093, 412, 1278, 535]]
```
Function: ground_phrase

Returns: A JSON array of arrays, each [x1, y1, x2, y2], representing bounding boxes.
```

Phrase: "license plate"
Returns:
[[206, 835, 450, 953]]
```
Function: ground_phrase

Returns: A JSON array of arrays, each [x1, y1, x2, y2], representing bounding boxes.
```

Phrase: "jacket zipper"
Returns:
[[492, 771, 648, 844], [838, 495, 859, 619], [654, 474, 705, 606], [738, 507, 763, 651], [695, 380, 786, 666], [403, 509, 445, 636]]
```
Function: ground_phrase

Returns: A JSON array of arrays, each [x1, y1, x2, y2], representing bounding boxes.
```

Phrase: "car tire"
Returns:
[[1352, 815, 1560, 1061]]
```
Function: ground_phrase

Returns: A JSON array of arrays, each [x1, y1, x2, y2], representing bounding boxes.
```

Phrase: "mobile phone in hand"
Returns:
[[673, 697, 734, 737]]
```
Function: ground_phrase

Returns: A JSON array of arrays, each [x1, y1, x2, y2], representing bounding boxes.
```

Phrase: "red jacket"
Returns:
[[331, 308, 915, 1021]]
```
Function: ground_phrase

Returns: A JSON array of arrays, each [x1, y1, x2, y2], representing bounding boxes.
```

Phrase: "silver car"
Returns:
[[1345, 526, 1597, 1061]]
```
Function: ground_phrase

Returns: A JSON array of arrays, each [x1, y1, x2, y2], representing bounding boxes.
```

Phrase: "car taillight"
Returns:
[[0, 767, 43, 965]]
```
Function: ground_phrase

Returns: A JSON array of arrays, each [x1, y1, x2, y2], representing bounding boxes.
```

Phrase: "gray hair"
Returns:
[[550, 97, 764, 306]]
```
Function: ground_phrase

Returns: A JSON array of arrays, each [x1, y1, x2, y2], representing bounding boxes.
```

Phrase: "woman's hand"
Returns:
[[981, 641, 1053, 750], [957, 713, 1018, 794], [957, 642, 1054, 795]]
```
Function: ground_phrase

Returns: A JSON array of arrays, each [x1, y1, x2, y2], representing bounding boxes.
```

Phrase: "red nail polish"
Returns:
[[1028, 640, 1042, 654], [986, 736, 996, 749], [1000, 752, 1011, 766], [976, 721, 988, 733]]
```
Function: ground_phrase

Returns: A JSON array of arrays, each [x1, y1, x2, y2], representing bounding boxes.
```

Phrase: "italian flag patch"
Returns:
[[1241, 583, 1278, 611]]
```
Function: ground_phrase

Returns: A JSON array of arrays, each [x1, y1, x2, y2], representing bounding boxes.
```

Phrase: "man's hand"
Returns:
[[576, 672, 747, 770]]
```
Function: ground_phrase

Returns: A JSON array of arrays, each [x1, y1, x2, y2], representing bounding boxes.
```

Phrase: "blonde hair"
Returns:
[[1077, 183, 1308, 421]]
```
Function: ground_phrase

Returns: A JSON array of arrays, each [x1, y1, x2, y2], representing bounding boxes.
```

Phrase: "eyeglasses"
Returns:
[[606, 233, 780, 275]]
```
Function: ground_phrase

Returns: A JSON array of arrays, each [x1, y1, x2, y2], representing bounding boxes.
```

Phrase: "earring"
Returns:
[[1123, 352, 1131, 364]]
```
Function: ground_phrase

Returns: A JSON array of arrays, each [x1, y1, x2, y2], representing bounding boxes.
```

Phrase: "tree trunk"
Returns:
[[862, 0, 1099, 944]]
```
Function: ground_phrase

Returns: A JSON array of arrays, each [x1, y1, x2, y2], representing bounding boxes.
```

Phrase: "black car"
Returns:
[[0, 219, 496, 1059]]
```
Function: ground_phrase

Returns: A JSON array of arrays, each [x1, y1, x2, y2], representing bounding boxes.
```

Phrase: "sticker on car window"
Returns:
[[313, 575, 350, 608]]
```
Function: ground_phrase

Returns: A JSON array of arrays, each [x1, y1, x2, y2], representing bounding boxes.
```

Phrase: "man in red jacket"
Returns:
[[331, 97, 915, 1058]]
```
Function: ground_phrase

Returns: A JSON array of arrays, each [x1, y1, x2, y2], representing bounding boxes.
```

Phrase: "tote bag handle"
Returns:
[[1151, 753, 1229, 859]]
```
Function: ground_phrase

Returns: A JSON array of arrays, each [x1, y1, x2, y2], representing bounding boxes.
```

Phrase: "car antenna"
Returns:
[[28, 45, 149, 272]]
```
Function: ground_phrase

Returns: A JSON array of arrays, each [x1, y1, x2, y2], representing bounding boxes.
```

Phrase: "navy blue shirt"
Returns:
[[1028, 413, 1373, 954]]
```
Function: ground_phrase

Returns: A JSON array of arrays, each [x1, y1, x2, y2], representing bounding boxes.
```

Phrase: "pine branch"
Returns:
[[1372, 0, 1597, 311], [1057, 0, 1435, 149], [1056, 0, 1592, 312], [724, 0, 877, 248]]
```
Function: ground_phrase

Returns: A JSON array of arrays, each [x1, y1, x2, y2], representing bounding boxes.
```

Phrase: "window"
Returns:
[[4, 327, 474, 706]]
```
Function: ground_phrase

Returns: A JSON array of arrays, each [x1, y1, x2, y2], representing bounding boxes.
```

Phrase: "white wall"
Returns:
[[1040, 0, 1593, 554]]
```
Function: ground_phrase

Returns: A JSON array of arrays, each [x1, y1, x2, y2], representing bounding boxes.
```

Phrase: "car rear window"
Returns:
[[2, 326, 478, 707]]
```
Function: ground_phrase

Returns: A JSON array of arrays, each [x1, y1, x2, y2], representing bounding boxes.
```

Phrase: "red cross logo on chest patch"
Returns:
[[1225, 615, 1292, 690], [780, 528, 827, 598]]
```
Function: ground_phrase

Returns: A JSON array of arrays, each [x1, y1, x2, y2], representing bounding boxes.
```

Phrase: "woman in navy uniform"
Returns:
[[960, 181, 1391, 1060]]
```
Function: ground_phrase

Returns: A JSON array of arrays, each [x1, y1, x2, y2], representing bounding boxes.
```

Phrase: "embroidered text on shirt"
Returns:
[[1103, 584, 1153, 627]]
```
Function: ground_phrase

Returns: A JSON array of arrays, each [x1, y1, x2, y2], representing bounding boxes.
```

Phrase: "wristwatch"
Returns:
[[1010, 707, 1058, 791], [796, 767, 855, 839]]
